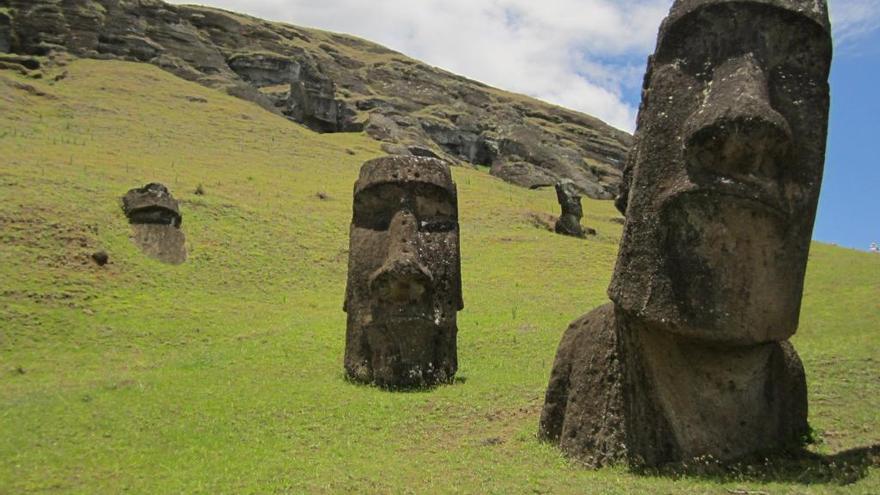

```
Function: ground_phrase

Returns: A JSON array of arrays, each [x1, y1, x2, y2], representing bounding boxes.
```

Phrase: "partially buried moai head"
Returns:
[[344, 156, 462, 388], [122, 183, 182, 227], [610, 0, 832, 345], [554, 179, 585, 238], [122, 182, 186, 264]]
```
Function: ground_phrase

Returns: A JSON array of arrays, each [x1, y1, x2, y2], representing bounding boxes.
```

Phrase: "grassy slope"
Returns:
[[0, 59, 877, 494]]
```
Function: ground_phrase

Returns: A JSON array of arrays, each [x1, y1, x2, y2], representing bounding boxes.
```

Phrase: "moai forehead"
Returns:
[[649, 0, 832, 94], [355, 156, 455, 196], [122, 183, 180, 215], [662, 0, 830, 36]]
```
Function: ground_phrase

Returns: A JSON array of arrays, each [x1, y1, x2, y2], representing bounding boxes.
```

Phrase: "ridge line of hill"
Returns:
[[0, 0, 632, 198]]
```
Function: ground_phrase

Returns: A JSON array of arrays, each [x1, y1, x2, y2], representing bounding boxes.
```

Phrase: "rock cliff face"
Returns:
[[0, 0, 632, 197]]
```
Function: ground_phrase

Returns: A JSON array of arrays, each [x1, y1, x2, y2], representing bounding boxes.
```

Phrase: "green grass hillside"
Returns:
[[1, 59, 877, 494]]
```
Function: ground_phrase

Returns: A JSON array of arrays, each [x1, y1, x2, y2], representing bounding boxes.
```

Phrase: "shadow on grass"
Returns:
[[638, 445, 880, 486], [340, 373, 468, 393]]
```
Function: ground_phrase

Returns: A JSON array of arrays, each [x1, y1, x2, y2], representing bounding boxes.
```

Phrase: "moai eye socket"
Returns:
[[415, 185, 457, 233], [352, 183, 407, 231]]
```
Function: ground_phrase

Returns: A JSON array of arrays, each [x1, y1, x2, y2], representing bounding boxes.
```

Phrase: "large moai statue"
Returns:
[[122, 183, 187, 264], [344, 156, 463, 389], [539, 0, 832, 467]]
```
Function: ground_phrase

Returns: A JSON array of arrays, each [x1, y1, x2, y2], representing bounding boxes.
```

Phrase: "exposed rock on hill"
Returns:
[[0, 0, 632, 198]]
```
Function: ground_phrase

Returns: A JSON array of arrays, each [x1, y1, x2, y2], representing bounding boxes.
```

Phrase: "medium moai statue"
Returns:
[[554, 179, 585, 238], [539, 0, 832, 467], [344, 156, 463, 388], [122, 183, 186, 264]]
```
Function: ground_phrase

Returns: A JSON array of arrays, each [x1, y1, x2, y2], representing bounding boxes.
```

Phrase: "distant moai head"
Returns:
[[122, 183, 182, 227], [609, 0, 832, 345], [554, 179, 585, 238], [555, 179, 583, 219], [344, 156, 462, 388], [122, 182, 186, 264]]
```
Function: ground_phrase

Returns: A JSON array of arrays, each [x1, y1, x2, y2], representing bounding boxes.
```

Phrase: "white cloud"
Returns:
[[167, 0, 878, 131], [830, 0, 880, 48], [168, 0, 671, 131]]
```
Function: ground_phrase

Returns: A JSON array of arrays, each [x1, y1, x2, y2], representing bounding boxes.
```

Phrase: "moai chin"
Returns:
[[554, 179, 586, 238], [344, 156, 463, 389], [540, 0, 831, 467]]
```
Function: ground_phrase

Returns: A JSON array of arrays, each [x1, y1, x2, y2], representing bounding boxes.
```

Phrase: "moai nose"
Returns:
[[369, 210, 433, 304], [683, 55, 793, 180]]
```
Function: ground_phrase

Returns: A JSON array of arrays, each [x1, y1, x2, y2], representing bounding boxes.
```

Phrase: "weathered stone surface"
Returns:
[[91, 250, 109, 266], [490, 161, 556, 190], [344, 156, 462, 388], [540, 304, 809, 467], [130, 224, 186, 265], [227, 52, 293, 87], [288, 58, 361, 132], [0, 0, 631, 197], [122, 183, 186, 264], [540, 0, 831, 467], [553, 179, 586, 238], [0, 11, 11, 53], [122, 183, 181, 227]]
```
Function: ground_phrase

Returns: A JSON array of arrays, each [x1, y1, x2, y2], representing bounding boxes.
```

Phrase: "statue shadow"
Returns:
[[637, 445, 880, 486], [341, 374, 467, 393]]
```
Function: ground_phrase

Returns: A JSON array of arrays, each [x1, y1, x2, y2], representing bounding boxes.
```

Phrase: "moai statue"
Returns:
[[539, 0, 832, 467], [344, 156, 463, 388], [122, 183, 187, 264], [554, 179, 585, 238]]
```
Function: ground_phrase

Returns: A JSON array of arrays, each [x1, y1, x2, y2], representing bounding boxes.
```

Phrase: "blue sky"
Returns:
[[170, 0, 878, 250], [815, 34, 880, 250]]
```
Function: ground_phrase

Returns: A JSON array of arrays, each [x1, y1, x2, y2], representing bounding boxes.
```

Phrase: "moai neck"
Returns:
[[621, 310, 808, 462]]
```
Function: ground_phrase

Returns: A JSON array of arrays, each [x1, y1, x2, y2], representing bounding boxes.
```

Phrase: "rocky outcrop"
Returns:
[[0, 10, 10, 53], [288, 58, 361, 132], [0, 0, 632, 197]]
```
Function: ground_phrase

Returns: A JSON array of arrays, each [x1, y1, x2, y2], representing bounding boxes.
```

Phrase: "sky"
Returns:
[[168, 0, 879, 251]]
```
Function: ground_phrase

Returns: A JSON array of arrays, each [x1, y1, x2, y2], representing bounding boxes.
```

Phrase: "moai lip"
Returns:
[[344, 156, 463, 389], [540, 0, 831, 467]]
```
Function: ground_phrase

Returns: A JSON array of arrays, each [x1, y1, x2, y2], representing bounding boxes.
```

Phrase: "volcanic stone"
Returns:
[[344, 156, 462, 389], [553, 179, 585, 238], [539, 0, 832, 467], [122, 183, 186, 264]]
